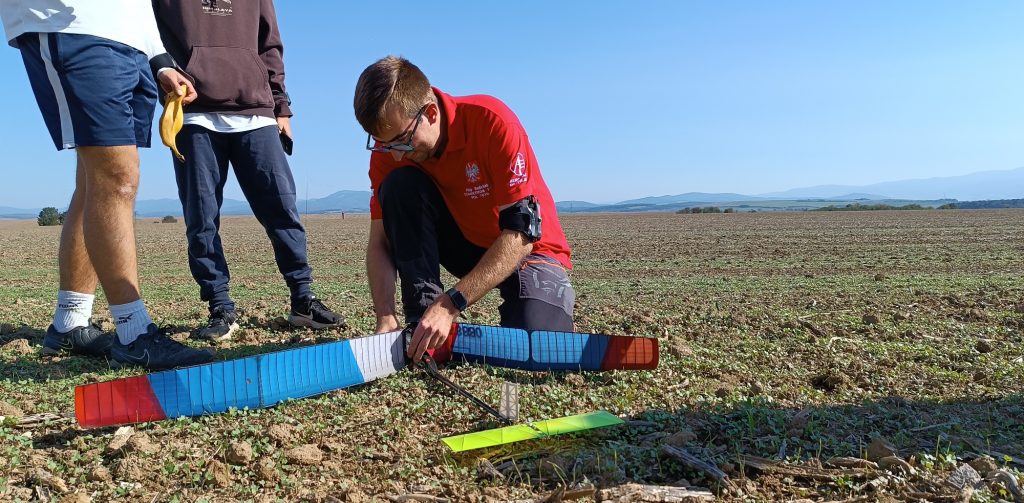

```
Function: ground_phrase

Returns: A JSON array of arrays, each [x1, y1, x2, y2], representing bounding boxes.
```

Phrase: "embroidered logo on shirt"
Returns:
[[509, 152, 528, 187], [463, 162, 491, 199], [466, 163, 481, 183]]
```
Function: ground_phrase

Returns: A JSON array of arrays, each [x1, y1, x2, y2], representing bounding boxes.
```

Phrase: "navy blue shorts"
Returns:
[[16, 32, 158, 151]]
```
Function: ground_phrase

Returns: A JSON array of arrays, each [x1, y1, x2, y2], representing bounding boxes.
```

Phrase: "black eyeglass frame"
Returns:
[[365, 104, 429, 153]]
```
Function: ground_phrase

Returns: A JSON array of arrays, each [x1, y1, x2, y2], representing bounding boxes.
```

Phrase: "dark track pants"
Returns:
[[174, 124, 312, 311], [378, 167, 574, 332]]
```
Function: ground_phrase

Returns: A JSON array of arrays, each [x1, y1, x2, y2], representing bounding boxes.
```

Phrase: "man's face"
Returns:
[[369, 103, 440, 163]]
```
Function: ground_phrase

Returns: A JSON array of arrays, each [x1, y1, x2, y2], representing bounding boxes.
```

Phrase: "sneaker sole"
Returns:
[[39, 345, 65, 356], [191, 322, 240, 343], [288, 315, 343, 330]]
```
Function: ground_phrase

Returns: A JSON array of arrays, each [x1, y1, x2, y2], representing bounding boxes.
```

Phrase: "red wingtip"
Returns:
[[601, 336, 659, 370], [75, 376, 166, 428]]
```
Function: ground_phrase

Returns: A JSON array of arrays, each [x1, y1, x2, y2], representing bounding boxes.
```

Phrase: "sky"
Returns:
[[0, 1, 1021, 208]]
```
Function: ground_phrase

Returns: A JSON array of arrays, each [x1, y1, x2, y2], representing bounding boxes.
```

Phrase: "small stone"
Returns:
[[33, 468, 68, 493], [2, 338, 32, 355], [664, 430, 697, 447], [475, 458, 504, 481], [268, 423, 296, 445], [87, 465, 111, 482], [873, 273, 886, 281], [749, 381, 765, 395], [867, 436, 898, 461], [284, 444, 322, 465], [564, 373, 584, 387], [969, 456, 998, 475], [862, 313, 881, 325], [946, 463, 982, 490], [976, 340, 994, 353], [226, 440, 253, 465], [105, 426, 134, 454], [0, 400, 25, 419]]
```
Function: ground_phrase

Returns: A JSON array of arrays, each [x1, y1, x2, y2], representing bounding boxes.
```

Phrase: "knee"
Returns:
[[83, 159, 140, 203], [378, 166, 431, 208]]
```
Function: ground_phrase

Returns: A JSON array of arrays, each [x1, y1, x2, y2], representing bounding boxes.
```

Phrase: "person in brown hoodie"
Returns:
[[152, 0, 345, 342]]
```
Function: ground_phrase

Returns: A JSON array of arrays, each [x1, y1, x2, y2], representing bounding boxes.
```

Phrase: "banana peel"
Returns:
[[159, 85, 186, 161]]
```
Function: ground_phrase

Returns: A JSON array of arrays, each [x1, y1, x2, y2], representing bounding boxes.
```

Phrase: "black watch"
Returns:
[[445, 287, 468, 312]]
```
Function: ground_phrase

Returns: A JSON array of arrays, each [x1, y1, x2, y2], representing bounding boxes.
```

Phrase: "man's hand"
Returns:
[[407, 295, 459, 363], [277, 116, 292, 139], [374, 314, 400, 334], [157, 69, 198, 105]]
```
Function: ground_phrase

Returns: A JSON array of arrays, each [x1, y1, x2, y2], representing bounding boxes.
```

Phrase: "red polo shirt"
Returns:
[[368, 88, 571, 269]]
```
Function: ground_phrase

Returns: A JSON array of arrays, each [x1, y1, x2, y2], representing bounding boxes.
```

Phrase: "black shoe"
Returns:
[[111, 324, 214, 370], [289, 296, 346, 329], [41, 322, 114, 357], [191, 306, 239, 342]]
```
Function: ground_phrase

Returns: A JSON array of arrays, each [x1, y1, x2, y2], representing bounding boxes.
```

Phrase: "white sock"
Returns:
[[53, 290, 94, 333], [109, 300, 154, 345]]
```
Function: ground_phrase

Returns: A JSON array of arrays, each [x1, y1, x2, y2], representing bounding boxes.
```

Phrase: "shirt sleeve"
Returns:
[[486, 113, 534, 208]]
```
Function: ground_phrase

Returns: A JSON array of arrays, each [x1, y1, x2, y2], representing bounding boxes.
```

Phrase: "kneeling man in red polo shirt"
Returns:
[[354, 56, 575, 362]]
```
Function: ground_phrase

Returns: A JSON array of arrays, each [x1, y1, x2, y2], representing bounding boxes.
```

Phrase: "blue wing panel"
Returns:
[[530, 331, 609, 371], [451, 324, 530, 369], [148, 356, 261, 418], [258, 340, 365, 406]]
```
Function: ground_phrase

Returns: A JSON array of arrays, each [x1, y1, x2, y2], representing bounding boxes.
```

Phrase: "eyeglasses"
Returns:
[[365, 104, 428, 153]]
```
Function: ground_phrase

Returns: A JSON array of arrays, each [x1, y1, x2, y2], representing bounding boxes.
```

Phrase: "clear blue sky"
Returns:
[[1, 1, 1021, 208]]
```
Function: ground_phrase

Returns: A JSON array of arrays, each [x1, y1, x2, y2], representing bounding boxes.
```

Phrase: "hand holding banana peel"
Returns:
[[160, 85, 187, 161]]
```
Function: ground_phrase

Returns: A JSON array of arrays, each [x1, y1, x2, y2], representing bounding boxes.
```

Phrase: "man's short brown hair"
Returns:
[[353, 56, 435, 136]]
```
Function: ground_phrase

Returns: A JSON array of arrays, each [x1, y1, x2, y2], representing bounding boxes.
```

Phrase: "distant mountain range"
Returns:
[[2, 168, 1022, 219]]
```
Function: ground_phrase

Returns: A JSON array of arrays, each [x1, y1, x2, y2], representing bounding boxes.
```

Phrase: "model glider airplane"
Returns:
[[74, 323, 658, 448]]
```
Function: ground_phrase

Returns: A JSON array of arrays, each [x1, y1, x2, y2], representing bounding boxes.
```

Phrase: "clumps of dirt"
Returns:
[[225, 440, 253, 465], [30, 468, 68, 493], [2, 338, 32, 355], [284, 444, 322, 465], [0, 400, 25, 419], [87, 464, 111, 482], [975, 339, 995, 353], [268, 423, 297, 445], [125, 433, 158, 455], [810, 371, 846, 392], [206, 459, 232, 488], [958, 308, 988, 322], [256, 457, 277, 481], [862, 313, 881, 325]]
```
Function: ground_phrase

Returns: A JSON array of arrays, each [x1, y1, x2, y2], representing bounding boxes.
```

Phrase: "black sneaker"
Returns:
[[289, 296, 346, 329], [191, 306, 239, 342], [111, 324, 214, 370], [41, 322, 114, 357]]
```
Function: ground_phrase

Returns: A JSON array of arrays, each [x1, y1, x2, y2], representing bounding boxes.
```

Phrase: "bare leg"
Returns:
[[76, 145, 142, 305], [58, 155, 99, 294]]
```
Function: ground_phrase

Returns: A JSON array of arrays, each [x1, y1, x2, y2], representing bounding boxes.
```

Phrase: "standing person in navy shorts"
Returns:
[[353, 56, 576, 362], [1, 1, 214, 370]]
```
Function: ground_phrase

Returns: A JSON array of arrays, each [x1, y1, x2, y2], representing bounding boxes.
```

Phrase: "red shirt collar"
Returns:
[[433, 87, 466, 154]]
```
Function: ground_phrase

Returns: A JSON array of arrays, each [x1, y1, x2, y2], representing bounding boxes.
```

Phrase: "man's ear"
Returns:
[[425, 102, 440, 124]]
